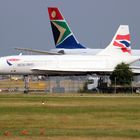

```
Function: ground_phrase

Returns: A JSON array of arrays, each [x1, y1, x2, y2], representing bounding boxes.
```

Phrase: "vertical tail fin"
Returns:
[[98, 25, 131, 56], [48, 7, 85, 49]]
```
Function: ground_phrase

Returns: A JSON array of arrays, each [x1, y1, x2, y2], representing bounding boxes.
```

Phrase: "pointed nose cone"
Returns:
[[0, 57, 10, 74]]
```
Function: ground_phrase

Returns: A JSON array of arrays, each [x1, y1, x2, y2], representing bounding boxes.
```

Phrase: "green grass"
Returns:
[[0, 93, 140, 139]]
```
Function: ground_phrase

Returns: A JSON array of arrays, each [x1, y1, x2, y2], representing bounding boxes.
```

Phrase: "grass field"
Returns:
[[0, 93, 140, 140]]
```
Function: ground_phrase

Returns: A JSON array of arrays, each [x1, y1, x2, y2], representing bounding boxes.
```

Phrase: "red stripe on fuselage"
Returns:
[[8, 58, 20, 61]]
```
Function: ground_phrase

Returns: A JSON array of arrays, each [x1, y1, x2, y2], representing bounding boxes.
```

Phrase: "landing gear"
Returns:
[[23, 75, 29, 93]]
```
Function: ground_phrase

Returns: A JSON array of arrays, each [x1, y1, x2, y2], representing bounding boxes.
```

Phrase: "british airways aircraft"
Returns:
[[1, 25, 140, 75]]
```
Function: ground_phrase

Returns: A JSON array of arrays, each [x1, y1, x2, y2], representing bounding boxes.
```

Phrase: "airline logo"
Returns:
[[48, 7, 85, 49], [48, 7, 64, 20], [113, 34, 131, 54], [6, 58, 20, 66], [48, 7, 71, 45]]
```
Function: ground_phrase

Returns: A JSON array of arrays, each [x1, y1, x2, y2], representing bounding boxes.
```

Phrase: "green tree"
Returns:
[[110, 62, 133, 85]]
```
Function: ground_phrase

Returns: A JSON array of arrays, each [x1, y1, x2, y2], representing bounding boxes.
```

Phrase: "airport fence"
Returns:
[[0, 75, 86, 93], [0, 75, 139, 93]]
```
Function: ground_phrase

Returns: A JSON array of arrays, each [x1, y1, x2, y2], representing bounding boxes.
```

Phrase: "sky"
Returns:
[[0, 0, 140, 56]]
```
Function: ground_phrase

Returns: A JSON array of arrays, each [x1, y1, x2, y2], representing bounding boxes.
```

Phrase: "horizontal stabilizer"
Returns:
[[15, 47, 63, 55]]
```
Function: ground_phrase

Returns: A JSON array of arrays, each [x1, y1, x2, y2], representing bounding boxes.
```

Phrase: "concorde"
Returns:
[[1, 25, 140, 75]]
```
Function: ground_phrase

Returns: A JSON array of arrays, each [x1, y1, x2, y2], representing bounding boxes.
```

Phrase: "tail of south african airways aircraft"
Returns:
[[48, 7, 86, 49], [97, 25, 131, 56]]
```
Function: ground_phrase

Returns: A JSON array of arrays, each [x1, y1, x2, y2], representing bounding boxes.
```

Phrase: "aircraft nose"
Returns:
[[0, 58, 7, 73]]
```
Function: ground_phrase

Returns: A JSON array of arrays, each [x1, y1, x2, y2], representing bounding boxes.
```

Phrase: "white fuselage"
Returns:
[[51, 48, 140, 56], [50, 48, 101, 55], [0, 54, 138, 75]]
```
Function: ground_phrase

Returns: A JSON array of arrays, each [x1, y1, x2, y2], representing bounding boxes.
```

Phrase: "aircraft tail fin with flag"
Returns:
[[97, 25, 131, 56], [48, 7, 85, 49]]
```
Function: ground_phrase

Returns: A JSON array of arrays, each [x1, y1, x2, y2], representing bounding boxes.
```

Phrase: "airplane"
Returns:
[[1, 25, 140, 76], [48, 7, 140, 57], [15, 7, 100, 55], [15, 7, 140, 57], [15, 7, 92, 55], [48, 7, 101, 55]]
